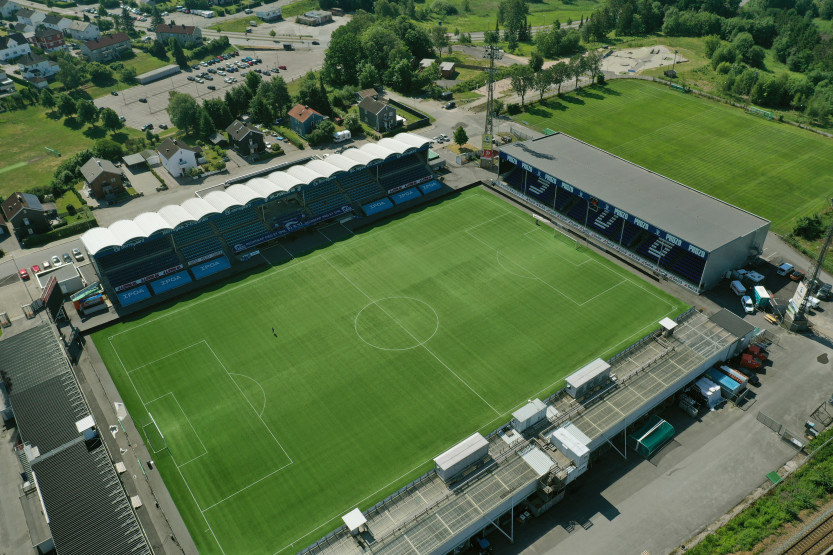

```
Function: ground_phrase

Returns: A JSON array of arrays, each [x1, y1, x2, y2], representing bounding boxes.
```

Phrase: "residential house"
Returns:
[[41, 14, 70, 33], [15, 8, 45, 28], [226, 120, 265, 156], [154, 23, 201, 46], [80, 32, 130, 62], [12, 22, 30, 34], [211, 0, 233, 6], [288, 104, 325, 138], [0, 32, 31, 61], [0, 71, 14, 95], [439, 61, 455, 78], [80, 157, 125, 200], [355, 88, 378, 103], [296, 10, 332, 25], [1, 192, 51, 236], [254, 6, 281, 21], [0, 0, 21, 19], [28, 26, 66, 52], [17, 53, 59, 82], [66, 20, 100, 41], [158, 138, 202, 177], [359, 97, 397, 132], [418, 58, 435, 71]]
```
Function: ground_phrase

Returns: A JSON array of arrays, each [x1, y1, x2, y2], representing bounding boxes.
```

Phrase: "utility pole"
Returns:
[[785, 205, 833, 331], [480, 44, 499, 169]]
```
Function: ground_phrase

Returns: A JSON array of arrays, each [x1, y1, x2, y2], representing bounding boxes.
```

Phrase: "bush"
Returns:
[[21, 219, 97, 248], [431, 0, 457, 15], [793, 213, 825, 241], [507, 103, 522, 114]]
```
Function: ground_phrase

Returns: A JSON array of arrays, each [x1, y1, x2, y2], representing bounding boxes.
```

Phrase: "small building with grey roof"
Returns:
[[80, 156, 125, 200], [498, 133, 770, 293]]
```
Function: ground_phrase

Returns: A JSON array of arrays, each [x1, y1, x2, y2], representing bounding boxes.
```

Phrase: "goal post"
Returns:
[[144, 412, 169, 454], [552, 222, 582, 251]]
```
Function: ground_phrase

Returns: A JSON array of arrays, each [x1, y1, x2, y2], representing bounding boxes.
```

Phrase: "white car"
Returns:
[[51, 255, 62, 267], [741, 295, 755, 314]]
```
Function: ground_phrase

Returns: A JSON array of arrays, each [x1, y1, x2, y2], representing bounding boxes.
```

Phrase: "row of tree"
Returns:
[[510, 52, 604, 105]]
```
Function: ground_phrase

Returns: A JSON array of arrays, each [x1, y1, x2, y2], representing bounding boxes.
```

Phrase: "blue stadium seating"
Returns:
[[619, 223, 643, 248], [302, 180, 342, 202], [553, 190, 572, 212], [173, 222, 213, 245], [212, 209, 259, 232], [566, 197, 589, 224], [97, 237, 175, 270], [306, 193, 351, 216], [221, 221, 269, 247], [380, 166, 432, 192], [106, 251, 181, 288], [378, 157, 423, 178], [671, 252, 706, 284], [338, 170, 374, 189], [588, 210, 622, 240], [636, 237, 674, 265], [526, 177, 556, 206], [346, 184, 385, 204], [180, 237, 223, 262], [503, 168, 525, 191]]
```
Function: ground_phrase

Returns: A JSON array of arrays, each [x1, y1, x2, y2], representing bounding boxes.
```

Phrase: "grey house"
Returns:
[[358, 97, 397, 132]]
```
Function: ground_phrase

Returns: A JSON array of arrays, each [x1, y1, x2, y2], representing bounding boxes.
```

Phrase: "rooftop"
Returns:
[[359, 96, 391, 115], [500, 133, 770, 252], [157, 137, 202, 160], [226, 119, 262, 141], [2, 192, 43, 220], [80, 156, 120, 183], [288, 103, 324, 123], [155, 22, 196, 34], [83, 32, 129, 51]]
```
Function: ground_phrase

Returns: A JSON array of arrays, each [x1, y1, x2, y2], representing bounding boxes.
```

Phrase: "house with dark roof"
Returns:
[[41, 13, 70, 33], [80, 157, 124, 200], [355, 88, 378, 103], [226, 119, 265, 156], [288, 104, 325, 138], [0, 32, 31, 61], [27, 25, 66, 52], [0, 0, 21, 19], [359, 96, 397, 132], [0, 323, 152, 555], [66, 20, 100, 41], [80, 32, 130, 62], [1, 192, 50, 235], [154, 22, 202, 45], [15, 7, 45, 28], [0, 70, 15, 96], [158, 137, 202, 177], [17, 52, 59, 88]]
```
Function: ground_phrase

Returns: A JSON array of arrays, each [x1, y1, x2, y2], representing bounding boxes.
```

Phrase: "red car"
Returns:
[[31, 264, 40, 274], [278, 65, 287, 70], [19, 268, 29, 280]]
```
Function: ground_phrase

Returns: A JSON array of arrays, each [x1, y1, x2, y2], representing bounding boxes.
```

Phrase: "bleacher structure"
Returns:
[[497, 133, 770, 293], [302, 309, 757, 554], [0, 323, 151, 555], [81, 133, 442, 309]]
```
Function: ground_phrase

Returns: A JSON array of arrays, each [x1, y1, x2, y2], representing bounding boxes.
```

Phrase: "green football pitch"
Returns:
[[93, 189, 684, 554], [515, 79, 833, 236]]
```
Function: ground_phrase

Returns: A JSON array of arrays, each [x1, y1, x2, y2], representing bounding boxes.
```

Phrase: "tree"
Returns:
[[196, 107, 214, 139], [93, 137, 123, 160], [529, 51, 544, 73], [510, 65, 534, 105], [453, 125, 468, 147], [248, 90, 273, 125], [344, 111, 362, 134], [57, 94, 76, 118], [121, 7, 134, 32], [534, 68, 553, 100], [269, 29, 276, 37], [100, 107, 123, 133], [167, 92, 199, 133], [584, 51, 602, 82], [56, 58, 83, 90], [98, 3, 108, 18], [265, 77, 292, 117], [170, 38, 188, 68], [77, 99, 100, 127], [569, 54, 586, 90], [498, 0, 529, 41], [307, 120, 336, 146], [203, 98, 233, 130], [430, 25, 448, 53], [120, 66, 137, 83], [225, 86, 250, 119], [151, 5, 163, 27], [40, 88, 55, 113], [322, 30, 362, 87], [550, 61, 569, 94], [358, 62, 381, 89], [483, 29, 499, 45], [87, 62, 113, 85], [244, 70, 262, 94], [149, 40, 167, 59], [703, 34, 721, 58]]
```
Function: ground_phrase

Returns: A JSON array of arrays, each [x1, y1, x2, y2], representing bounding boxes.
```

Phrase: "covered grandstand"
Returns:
[[497, 134, 770, 293], [80, 133, 441, 309]]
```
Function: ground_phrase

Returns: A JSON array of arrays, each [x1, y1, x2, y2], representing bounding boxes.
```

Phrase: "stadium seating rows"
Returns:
[[302, 180, 342, 202], [107, 251, 181, 288], [306, 194, 350, 216], [180, 237, 223, 262], [173, 222, 213, 245], [526, 178, 556, 206], [378, 157, 423, 178], [345, 182, 385, 204], [212, 209, 259, 232], [338, 170, 374, 189], [97, 237, 175, 270], [221, 221, 269, 247], [380, 166, 431, 192]]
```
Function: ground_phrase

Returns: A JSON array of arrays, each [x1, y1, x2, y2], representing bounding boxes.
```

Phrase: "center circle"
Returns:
[[355, 297, 439, 351]]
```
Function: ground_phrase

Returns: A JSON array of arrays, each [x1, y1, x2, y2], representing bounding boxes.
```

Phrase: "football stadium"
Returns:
[[3, 131, 771, 554]]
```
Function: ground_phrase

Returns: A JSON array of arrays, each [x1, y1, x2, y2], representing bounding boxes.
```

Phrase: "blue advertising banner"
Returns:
[[419, 180, 443, 195], [499, 151, 709, 259], [191, 256, 231, 279], [233, 205, 354, 253], [150, 270, 193, 295], [117, 285, 152, 306], [362, 197, 394, 216], [391, 188, 422, 205]]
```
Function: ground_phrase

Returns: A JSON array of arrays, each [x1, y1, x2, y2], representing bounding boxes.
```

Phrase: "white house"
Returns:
[[0, 0, 21, 19], [15, 8, 46, 28], [254, 6, 281, 21], [0, 33, 31, 61], [41, 14, 71, 33], [158, 138, 202, 177], [0, 71, 15, 95], [66, 20, 100, 41], [17, 53, 59, 79]]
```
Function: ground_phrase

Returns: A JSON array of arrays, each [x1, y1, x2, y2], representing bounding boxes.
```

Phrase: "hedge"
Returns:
[[21, 219, 97, 248]]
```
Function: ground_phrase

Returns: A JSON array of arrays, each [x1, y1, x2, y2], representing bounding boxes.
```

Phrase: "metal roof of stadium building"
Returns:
[[80, 132, 430, 256], [500, 133, 769, 252]]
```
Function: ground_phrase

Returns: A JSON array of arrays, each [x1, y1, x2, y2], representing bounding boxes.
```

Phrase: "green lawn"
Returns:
[[423, 0, 601, 33], [209, 18, 257, 33], [512, 79, 833, 235], [0, 106, 142, 199], [93, 188, 683, 554]]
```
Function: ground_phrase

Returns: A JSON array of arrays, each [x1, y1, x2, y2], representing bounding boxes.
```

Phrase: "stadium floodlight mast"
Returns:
[[480, 44, 499, 169], [785, 199, 833, 331]]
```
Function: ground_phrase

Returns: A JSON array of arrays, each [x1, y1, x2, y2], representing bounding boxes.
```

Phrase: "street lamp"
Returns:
[[672, 50, 678, 72]]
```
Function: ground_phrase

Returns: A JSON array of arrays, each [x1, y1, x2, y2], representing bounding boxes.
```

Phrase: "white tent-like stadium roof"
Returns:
[[322, 153, 363, 172], [203, 191, 242, 213], [159, 205, 197, 229], [305, 160, 343, 180], [109, 220, 145, 245], [134, 212, 172, 236], [80, 132, 431, 255], [225, 184, 261, 206], [181, 198, 219, 221]]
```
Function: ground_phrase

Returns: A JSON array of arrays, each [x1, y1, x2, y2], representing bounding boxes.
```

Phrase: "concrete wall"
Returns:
[[702, 223, 769, 290]]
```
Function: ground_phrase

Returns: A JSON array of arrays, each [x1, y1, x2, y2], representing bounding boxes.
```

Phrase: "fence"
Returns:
[[387, 99, 430, 131]]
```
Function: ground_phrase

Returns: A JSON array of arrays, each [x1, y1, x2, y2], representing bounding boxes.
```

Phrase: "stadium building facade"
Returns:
[[497, 134, 770, 293], [81, 133, 440, 310]]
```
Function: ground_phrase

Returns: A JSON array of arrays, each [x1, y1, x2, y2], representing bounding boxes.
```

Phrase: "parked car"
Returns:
[[192, 64, 200, 70], [444, 101, 456, 109], [790, 270, 805, 282], [43, 260, 51, 270], [51, 255, 61, 267], [138, 97, 147, 103], [72, 248, 83, 261], [187, 75, 195, 81], [278, 65, 287, 70], [19, 268, 29, 280], [63, 253, 72, 264], [110, 90, 118, 96], [311, 40, 320, 45], [159, 123, 168, 129], [141, 123, 153, 131], [31, 265, 40, 274], [207, 85, 216, 90], [741, 296, 755, 314], [119, 116, 126, 122]]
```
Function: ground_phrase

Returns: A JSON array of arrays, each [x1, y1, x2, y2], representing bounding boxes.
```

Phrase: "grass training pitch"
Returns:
[[94, 189, 684, 554], [513, 79, 833, 236]]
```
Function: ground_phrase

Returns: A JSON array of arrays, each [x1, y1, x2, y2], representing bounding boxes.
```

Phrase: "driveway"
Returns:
[[123, 164, 163, 196]]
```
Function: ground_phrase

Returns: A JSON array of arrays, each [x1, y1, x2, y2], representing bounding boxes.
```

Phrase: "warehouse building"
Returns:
[[498, 134, 770, 293]]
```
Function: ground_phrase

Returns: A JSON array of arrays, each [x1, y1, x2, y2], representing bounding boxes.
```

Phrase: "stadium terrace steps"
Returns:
[[526, 177, 556, 205], [108, 251, 181, 288], [337, 170, 374, 189], [302, 180, 343, 202], [212, 209, 260, 232], [220, 221, 270, 248], [180, 237, 223, 262], [620, 223, 643, 248], [379, 166, 431, 192], [345, 182, 386, 205], [96, 237, 175, 270], [306, 194, 351, 216], [173, 222, 214, 245]]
